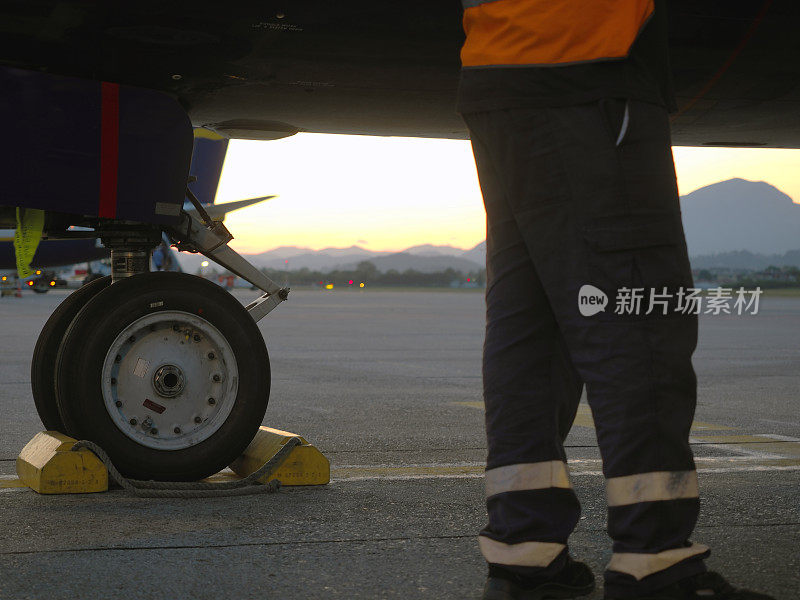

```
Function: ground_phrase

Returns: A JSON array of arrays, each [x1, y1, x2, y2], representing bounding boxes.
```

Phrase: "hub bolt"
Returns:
[[130, 418, 137, 426], [115, 400, 122, 407], [193, 334, 201, 342], [173, 325, 180, 332], [194, 416, 202, 424], [174, 427, 181, 434], [207, 352, 215, 360], [151, 428, 158, 435], [212, 374, 221, 382], [208, 397, 216, 405]]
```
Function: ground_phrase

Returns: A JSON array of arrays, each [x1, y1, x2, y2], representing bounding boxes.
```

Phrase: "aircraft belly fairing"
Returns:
[[2, 67, 191, 224], [1, 2, 800, 146]]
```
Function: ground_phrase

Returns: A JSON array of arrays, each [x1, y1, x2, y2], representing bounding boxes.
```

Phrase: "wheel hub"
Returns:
[[152, 364, 185, 398], [101, 311, 239, 451]]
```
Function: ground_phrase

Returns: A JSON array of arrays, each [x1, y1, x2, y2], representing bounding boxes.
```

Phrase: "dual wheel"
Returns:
[[31, 272, 270, 481]]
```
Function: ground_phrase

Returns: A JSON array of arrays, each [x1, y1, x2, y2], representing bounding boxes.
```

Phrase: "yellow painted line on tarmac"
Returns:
[[568, 405, 738, 433], [203, 470, 242, 484], [0, 477, 26, 489], [449, 401, 800, 468], [333, 464, 485, 481], [695, 456, 800, 469], [689, 421, 738, 432], [3, 456, 799, 490], [451, 402, 737, 432], [691, 435, 800, 459], [331, 455, 800, 482], [573, 405, 595, 429], [452, 401, 483, 409]]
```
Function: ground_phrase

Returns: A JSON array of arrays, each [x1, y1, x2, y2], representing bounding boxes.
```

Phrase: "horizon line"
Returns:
[[233, 241, 485, 256]]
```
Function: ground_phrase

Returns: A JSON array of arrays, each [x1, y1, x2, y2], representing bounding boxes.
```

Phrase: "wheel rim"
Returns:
[[101, 310, 239, 451]]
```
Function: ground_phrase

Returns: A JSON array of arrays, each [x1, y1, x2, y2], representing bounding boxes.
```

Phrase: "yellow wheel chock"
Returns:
[[16, 431, 108, 494], [15, 427, 329, 495], [230, 427, 330, 486]]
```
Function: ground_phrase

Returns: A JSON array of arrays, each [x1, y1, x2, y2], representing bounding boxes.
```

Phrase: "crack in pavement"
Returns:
[[2, 523, 798, 557]]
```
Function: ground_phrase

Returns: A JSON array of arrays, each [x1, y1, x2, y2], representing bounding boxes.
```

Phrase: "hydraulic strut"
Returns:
[[98, 226, 162, 282], [166, 207, 289, 322]]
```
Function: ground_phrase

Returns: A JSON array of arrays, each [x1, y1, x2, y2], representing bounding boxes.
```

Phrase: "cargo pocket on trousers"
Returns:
[[582, 214, 694, 318]]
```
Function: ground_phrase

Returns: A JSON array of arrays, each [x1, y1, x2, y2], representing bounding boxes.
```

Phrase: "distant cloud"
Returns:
[[357, 239, 368, 245]]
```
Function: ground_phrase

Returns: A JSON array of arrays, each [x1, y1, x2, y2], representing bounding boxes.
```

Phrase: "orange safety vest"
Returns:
[[461, 0, 654, 68]]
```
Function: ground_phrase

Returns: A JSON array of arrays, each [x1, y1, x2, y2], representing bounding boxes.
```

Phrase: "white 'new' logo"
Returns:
[[578, 284, 608, 316]]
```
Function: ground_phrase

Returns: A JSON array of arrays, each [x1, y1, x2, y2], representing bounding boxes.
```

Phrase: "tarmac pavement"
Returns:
[[0, 288, 798, 599]]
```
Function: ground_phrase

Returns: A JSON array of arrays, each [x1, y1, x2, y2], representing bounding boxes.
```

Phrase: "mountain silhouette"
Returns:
[[176, 179, 800, 274], [680, 178, 800, 256]]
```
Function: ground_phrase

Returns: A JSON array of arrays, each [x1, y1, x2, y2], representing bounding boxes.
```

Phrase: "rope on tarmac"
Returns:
[[70, 437, 303, 498]]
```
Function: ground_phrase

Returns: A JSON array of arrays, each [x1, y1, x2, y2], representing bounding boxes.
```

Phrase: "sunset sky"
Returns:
[[216, 134, 800, 255]]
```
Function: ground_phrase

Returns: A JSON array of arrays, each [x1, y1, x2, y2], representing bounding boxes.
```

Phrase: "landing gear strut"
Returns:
[[99, 225, 162, 281]]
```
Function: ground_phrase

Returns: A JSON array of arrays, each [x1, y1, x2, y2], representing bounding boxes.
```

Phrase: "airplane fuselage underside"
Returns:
[[0, 1, 799, 147]]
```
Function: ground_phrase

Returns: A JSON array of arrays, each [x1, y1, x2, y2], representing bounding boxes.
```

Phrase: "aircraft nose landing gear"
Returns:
[[48, 271, 272, 481], [29, 209, 289, 481]]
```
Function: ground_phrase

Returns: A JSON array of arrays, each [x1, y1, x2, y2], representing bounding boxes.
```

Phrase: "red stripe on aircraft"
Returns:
[[99, 82, 120, 219]]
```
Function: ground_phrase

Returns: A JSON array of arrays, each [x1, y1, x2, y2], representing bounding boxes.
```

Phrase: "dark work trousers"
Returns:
[[464, 99, 709, 599]]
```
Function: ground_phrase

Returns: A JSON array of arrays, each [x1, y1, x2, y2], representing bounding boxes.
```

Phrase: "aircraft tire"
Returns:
[[55, 271, 270, 481], [31, 275, 112, 430]]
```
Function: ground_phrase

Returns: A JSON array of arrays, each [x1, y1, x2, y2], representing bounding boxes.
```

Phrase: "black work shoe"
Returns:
[[482, 558, 595, 599], [604, 571, 775, 599]]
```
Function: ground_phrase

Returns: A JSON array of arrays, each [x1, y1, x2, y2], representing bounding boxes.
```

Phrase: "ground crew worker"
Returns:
[[457, 2, 775, 599]]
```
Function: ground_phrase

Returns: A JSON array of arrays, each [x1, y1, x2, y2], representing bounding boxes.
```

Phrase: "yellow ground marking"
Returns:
[[695, 457, 800, 469], [0, 478, 26, 489], [691, 435, 800, 459], [203, 470, 241, 484], [689, 421, 738, 432], [452, 402, 737, 432], [5, 456, 799, 490], [331, 455, 800, 482], [573, 405, 595, 429], [452, 401, 483, 409], [449, 401, 799, 467], [333, 464, 484, 481]]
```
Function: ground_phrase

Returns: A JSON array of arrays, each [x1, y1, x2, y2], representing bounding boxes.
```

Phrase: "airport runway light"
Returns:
[[27, 281, 33, 286], [35, 270, 41, 275], [325, 284, 334, 290], [348, 280, 354, 285], [49, 281, 55, 287], [360, 282, 365, 288], [1, 276, 6, 281]]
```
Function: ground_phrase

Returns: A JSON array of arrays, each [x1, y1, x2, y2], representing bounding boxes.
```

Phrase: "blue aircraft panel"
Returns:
[[188, 135, 230, 205], [1, 66, 193, 225], [0, 239, 108, 270]]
